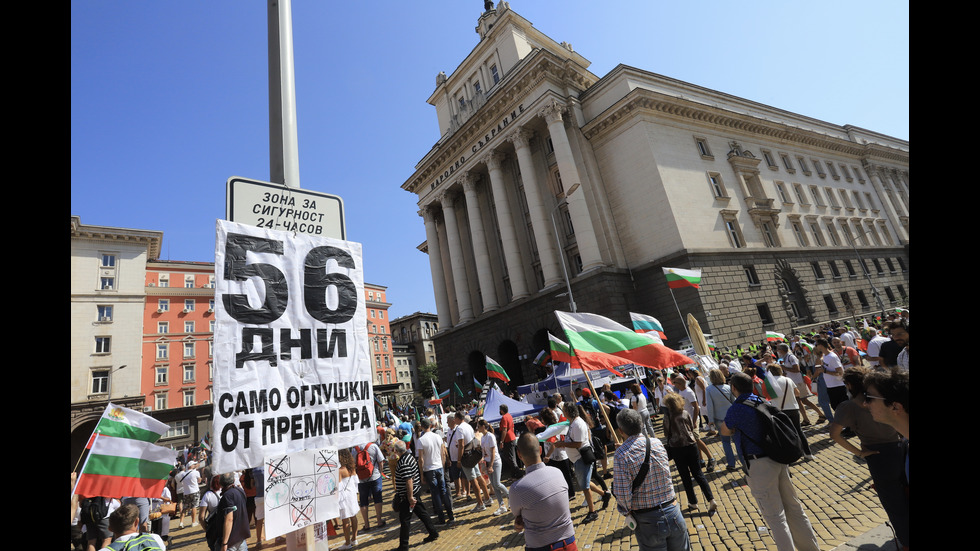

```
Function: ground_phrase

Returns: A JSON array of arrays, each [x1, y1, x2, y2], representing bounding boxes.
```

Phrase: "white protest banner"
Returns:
[[263, 447, 341, 539], [213, 219, 375, 474]]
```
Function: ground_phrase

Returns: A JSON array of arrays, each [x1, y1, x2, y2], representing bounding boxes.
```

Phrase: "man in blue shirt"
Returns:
[[721, 373, 818, 551]]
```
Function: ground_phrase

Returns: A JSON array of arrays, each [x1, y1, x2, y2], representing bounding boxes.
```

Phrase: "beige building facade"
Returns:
[[401, 4, 909, 390]]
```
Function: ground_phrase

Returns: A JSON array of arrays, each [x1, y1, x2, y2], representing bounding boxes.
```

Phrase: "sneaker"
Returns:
[[472, 503, 486, 512], [484, 498, 493, 507], [493, 506, 507, 516], [706, 458, 716, 472], [422, 533, 439, 544], [583, 512, 598, 523], [804, 454, 816, 461], [191, 522, 199, 527], [338, 544, 352, 550], [351, 540, 358, 547], [726, 465, 739, 472]]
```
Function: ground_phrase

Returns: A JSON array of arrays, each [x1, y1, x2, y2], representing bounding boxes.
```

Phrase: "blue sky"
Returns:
[[71, 1, 908, 320]]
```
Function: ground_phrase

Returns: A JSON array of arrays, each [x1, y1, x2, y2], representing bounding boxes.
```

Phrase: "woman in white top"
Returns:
[[337, 449, 360, 550], [477, 419, 509, 515], [629, 383, 655, 437]]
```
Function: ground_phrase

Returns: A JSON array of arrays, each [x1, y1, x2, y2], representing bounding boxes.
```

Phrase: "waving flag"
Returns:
[[486, 355, 511, 383], [766, 331, 786, 342], [549, 333, 573, 364], [630, 312, 666, 341], [556, 311, 692, 371], [663, 267, 702, 289], [533, 349, 551, 367], [75, 404, 175, 499]]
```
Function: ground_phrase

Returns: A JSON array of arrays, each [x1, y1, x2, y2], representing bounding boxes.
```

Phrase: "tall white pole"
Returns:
[[269, 0, 301, 188]]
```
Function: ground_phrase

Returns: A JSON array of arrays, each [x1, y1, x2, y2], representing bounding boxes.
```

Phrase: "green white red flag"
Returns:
[[766, 331, 785, 342], [75, 403, 175, 499], [555, 311, 692, 371], [486, 355, 511, 383], [548, 333, 574, 365], [533, 349, 551, 367], [663, 267, 702, 289], [629, 312, 666, 341]]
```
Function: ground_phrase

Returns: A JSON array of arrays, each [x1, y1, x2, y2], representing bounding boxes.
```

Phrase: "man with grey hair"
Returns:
[[393, 439, 439, 550], [216, 472, 250, 551], [417, 417, 454, 524], [612, 408, 689, 550]]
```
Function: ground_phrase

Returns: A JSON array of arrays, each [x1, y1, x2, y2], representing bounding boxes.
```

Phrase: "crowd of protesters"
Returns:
[[73, 311, 908, 551]]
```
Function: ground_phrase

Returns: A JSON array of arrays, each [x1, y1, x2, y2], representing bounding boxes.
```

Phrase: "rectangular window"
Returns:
[[826, 221, 840, 246], [183, 275, 192, 288], [897, 258, 907, 272], [840, 292, 853, 310], [183, 342, 195, 359], [809, 221, 826, 246], [793, 183, 808, 205], [95, 337, 111, 354], [844, 260, 856, 277], [101, 254, 116, 267], [774, 182, 791, 203], [897, 285, 907, 299], [825, 187, 839, 208], [184, 321, 194, 333], [208, 275, 215, 288], [853, 191, 865, 210], [823, 295, 839, 314], [100, 277, 115, 290], [208, 299, 215, 311], [184, 390, 195, 407], [762, 221, 779, 247], [838, 189, 852, 209], [811, 262, 825, 280], [841, 164, 853, 181], [878, 223, 894, 246], [157, 343, 168, 360], [854, 166, 865, 183], [210, 320, 216, 332], [865, 192, 877, 211], [809, 185, 825, 206], [695, 137, 712, 159], [183, 364, 195, 383], [91, 370, 109, 394], [757, 304, 774, 325], [370, 309, 375, 318], [744, 265, 760, 286], [158, 299, 169, 312], [725, 220, 744, 248], [856, 290, 870, 308], [490, 64, 499, 84], [798, 156, 811, 175], [828, 261, 841, 279], [183, 299, 195, 312], [827, 162, 840, 180], [708, 172, 727, 197], [884, 287, 896, 303], [473, 80, 482, 95], [156, 393, 168, 411], [158, 274, 169, 288], [884, 258, 896, 273], [156, 366, 168, 384], [763, 150, 777, 169], [781, 153, 795, 173], [812, 159, 826, 178], [158, 322, 168, 334], [873, 259, 884, 275], [208, 340, 213, 358], [164, 419, 189, 438], [97, 305, 113, 322], [791, 222, 808, 246]]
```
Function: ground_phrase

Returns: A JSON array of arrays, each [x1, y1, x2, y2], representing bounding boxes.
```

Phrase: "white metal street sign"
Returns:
[[226, 176, 346, 239]]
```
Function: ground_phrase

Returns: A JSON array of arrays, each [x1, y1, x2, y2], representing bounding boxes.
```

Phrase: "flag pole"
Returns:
[[72, 432, 101, 497], [569, 347, 621, 446], [668, 287, 695, 348]]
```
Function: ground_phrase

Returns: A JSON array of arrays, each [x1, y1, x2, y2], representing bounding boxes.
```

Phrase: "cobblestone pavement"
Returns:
[[165, 420, 898, 551]]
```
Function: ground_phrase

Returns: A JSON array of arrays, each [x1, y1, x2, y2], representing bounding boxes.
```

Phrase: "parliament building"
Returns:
[[400, 3, 909, 390]]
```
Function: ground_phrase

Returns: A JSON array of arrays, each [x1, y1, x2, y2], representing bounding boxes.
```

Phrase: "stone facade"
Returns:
[[402, 4, 909, 388]]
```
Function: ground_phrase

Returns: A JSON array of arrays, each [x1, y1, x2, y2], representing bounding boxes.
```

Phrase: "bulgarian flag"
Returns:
[[75, 404, 175, 499], [663, 267, 702, 289], [486, 355, 511, 383], [556, 311, 692, 371], [431, 379, 440, 399], [533, 349, 551, 367], [439, 388, 451, 399], [799, 341, 814, 353], [549, 333, 574, 365], [766, 331, 785, 342], [630, 312, 666, 341]]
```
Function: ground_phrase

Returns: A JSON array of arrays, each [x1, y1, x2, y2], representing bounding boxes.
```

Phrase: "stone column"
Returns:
[[541, 100, 603, 272], [509, 128, 563, 288], [439, 190, 474, 323], [460, 172, 499, 313], [484, 149, 529, 300], [420, 206, 453, 330], [864, 162, 909, 243]]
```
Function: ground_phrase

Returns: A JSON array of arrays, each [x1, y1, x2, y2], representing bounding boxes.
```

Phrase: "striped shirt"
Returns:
[[395, 452, 422, 497], [612, 434, 674, 513]]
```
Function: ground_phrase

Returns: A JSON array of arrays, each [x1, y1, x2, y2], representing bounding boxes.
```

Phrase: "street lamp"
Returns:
[[108, 364, 127, 399], [550, 183, 581, 312]]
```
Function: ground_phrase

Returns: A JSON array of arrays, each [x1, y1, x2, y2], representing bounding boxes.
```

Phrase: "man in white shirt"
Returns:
[[177, 461, 203, 528], [417, 418, 454, 524], [814, 338, 847, 410], [865, 328, 891, 369]]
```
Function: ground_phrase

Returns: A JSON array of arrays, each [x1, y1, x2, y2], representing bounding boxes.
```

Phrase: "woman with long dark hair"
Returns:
[[663, 393, 717, 515]]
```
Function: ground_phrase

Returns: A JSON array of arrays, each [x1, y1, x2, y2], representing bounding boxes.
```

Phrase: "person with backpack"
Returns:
[[212, 473, 250, 551], [353, 440, 387, 532], [721, 373, 818, 551], [82, 496, 119, 551], [101, 503, 166, 551]]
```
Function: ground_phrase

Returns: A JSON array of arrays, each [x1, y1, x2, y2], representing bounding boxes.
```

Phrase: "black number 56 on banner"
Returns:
[[212, 220, 375, 474]]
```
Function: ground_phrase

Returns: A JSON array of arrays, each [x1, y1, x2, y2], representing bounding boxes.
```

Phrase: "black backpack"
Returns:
[[738, 398, 803, 464], [81, 497, 109, 525]]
